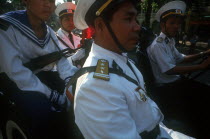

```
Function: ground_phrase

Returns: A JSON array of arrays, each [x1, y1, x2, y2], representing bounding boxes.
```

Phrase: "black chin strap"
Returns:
[[103, 18, 132, 53]]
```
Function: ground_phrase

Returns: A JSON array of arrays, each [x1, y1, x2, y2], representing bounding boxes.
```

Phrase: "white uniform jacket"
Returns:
[[56, 28, 82, 50], [147, 32, 185, 83], [0, 11, 78, 98], [74, 43, 193, 139]]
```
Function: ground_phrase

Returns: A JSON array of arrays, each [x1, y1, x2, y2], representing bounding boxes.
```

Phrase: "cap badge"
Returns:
[[176, 9, 182, 14], [67, 9, 73, 14]]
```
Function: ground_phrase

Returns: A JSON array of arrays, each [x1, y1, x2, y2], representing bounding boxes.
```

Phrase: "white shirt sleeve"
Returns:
[[0, 26, 51, 97], [173, 47, 185, 63], [74, 73, 140, 139], [56, 57, 78, 81], [150, 44, 176, 73]]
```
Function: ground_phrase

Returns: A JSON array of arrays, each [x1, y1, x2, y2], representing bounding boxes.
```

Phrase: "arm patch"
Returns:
[[0, 18, 10, 31]]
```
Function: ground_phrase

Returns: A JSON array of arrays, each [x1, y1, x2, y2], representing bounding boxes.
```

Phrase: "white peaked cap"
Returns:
[[73, 0, 96, 30], [155, 1, 186, 22], [55, 2, 76, 16]]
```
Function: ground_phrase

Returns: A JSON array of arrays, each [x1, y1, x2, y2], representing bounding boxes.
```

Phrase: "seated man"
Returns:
[[147, 1, 210, 138], [73, 0, 195, 138], [55, 2, 85, 67], [0, 0, 78, 138]]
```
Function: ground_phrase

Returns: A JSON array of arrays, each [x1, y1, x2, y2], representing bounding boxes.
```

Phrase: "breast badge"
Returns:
[[135, 86, 147, 102]]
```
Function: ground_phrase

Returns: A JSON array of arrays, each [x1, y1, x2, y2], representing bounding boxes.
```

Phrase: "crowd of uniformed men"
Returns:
[[0, 0, 210, 139]]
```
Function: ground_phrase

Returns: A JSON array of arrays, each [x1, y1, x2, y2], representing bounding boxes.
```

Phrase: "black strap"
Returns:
[[36, 71, 65, 93], [66, 66, 139, 90], [127, 60, 140, 84], [103, 19, 127, 52]]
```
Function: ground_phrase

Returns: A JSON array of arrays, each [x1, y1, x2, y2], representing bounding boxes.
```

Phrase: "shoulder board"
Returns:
[[0, 18, 10, 31], [93, 59, 110, 81], [156, 37, 163, 43]]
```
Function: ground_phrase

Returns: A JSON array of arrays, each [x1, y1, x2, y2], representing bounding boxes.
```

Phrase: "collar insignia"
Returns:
[[156, 37, 163, 43]]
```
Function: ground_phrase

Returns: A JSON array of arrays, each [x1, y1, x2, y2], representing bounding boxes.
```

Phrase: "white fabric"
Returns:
[[147, 32, 185, 83], [156, 1, 186, 22], [73, 0, 95, 30], [74, 43, 193, 139], [0, 25, 78, 98], [71, 48, 85, 61], [57, 28, 81, 50], [55, 2, 76, 16]]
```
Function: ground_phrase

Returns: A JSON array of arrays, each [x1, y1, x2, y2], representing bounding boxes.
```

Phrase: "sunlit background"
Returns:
[[56, 0, 76, 5]]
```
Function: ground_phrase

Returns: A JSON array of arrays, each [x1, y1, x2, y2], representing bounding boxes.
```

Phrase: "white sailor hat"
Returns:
[[74, 0, 138, 30], [155, 1, 186, 22], [55, 2, 76, 18]]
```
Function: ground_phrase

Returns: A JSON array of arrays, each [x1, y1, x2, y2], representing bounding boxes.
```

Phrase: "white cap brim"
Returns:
[[73, 0, 96, 30], [55, 2, 76, 16]]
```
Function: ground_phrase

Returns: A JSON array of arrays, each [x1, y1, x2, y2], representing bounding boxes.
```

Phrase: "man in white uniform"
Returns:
[[55, 2, 85, 67], [73, 0, 195, 138], [147, 1, 210, 138], [0, 0, 78, 138]]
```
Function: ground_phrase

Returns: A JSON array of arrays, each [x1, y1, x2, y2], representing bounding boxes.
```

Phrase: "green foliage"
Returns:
[[140, 0, 167, 13], [0, 0, 25, 14], [151, 2, 158, 12]]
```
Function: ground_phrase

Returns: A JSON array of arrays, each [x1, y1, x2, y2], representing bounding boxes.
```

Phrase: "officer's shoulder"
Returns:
[[93, 59, 110, 81], [156, 37, 163, 43], [0, 18, 10, 31]]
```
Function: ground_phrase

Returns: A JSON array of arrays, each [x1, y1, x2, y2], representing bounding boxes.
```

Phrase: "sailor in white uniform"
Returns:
[[147, 1, 210, 84], [73, 0, 195, 138], [0, 0, 78, 138]]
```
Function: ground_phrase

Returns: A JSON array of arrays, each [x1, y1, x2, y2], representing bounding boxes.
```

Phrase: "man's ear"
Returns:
[[94, 17, 105, 32]]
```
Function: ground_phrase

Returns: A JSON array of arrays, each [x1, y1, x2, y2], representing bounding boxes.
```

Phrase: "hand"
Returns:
[[49, 90, 71, 112], [71, 48, 85, 62]]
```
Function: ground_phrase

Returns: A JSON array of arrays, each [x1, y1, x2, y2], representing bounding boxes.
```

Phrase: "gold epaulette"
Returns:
[[93, 59, 110, 81]]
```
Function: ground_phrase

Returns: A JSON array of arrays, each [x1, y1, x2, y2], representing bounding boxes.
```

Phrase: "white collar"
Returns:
[[159, 32, 174, 44], [60, 28, 71, 37], [90, 42, 128, 67]]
